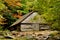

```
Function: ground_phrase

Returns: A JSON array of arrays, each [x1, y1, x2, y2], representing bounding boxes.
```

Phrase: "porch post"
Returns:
[[17, 23, 21, 31]]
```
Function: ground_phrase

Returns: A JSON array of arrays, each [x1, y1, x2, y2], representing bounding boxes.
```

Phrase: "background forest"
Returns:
[[0, 0, 60, 31]]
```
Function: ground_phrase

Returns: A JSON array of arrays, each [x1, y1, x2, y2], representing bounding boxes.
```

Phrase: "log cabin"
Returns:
[[9, 11, 50, 31]]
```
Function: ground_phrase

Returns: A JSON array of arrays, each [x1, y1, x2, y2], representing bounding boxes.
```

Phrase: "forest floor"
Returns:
[[0, 30, 60, 40]]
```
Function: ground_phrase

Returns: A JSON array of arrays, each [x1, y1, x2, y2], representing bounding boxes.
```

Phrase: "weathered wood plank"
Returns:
[[20, 23, 49, 25]]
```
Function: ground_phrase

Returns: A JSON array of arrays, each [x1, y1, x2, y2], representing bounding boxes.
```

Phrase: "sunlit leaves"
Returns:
[[4, 0, 21, 7], [0, 2, 6, 11], [0, 15, 6, 24], [37, 0, 60, 30]]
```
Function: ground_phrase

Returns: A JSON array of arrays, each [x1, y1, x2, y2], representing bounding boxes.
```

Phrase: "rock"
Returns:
[[0, 36, 4, 38], [26, 34, 33, 39], [54, 36, 60, 40], [4, 36, 15, 39]]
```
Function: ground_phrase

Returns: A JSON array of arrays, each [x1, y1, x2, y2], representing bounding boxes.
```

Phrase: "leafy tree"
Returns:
[[36, 0, 60, 30]]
